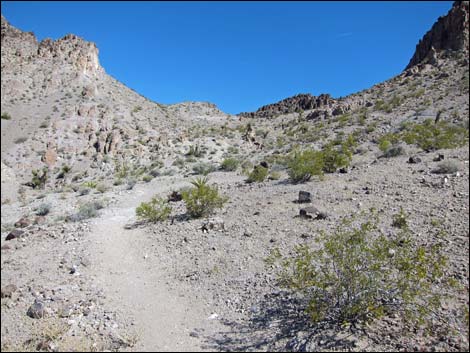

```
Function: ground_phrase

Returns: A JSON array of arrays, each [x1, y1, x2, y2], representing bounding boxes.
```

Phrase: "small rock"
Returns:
[[433, 154, 445, 161], [201, 218, 225, 232], [27, 299, 46, 319], [1, 284, 18, 298], [338, 167, 349, 173], [298, 191, 311, 203], [6, 229, 25, 240], [1, 244, 12, 250], [299, 206, 328, 220], [189, 331, 199, 338], [243, 230, 252, 237], [408, 156, 422, 164], [168, 191, 183, 202], [208, 313, 219, 320]]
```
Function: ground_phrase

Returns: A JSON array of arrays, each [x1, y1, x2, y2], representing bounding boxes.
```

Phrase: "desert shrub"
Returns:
[[392, 207, 408, 229], [136, 196, 172, 222], [36, 203, 51, 216], [83, 181, 97, 189], [268, 210, 447, 328], [67, 200, 104, 222], [220, 157, 239, 171], [192, 162, 216, 175], [433, 160, 459, 174], [382, 144, 405, 158], [269, 171, 281, 180], [321, 144, 351, 173], [142, 175, 153, 183], [402, 120, 469, 151], [186, 144, 205, 157], [247, 165, 269, 183], [31, 168, 48, 189], [1, 112, 12, 120], [182, 177, 228, 218], [287, 149, 324, 183]]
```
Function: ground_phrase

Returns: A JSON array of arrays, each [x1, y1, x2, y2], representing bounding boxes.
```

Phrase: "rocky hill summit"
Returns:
[[406, 1, 469, 69]]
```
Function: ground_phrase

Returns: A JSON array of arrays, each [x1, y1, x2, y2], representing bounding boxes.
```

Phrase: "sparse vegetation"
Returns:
[[136, 196, 172, 222], [287, 148, 324, 183], [268, 210, 448, 330], [182, 177, 228, 218], [67, 200, 104, 222], [1, 112, 11, 120], [31, 168, 48, 189], [220, 157, 239, 171], [36, 203, 51, 216], [246, 165, 269, 183]]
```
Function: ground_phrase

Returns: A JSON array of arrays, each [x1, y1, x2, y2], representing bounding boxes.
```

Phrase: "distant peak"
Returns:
[[405, 1, 469, 70]]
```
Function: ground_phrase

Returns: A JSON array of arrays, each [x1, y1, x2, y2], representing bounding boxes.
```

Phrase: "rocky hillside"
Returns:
[[1, 2, 469, 352]]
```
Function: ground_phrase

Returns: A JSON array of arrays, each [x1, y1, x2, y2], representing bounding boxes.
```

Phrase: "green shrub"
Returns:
[[136, 196, 172, 222], [247, 165, 269, 183], [182, 177, 228, 218], [1, 113, 12, 120], [287, 149, 324, 183], [392, 207, 408, 229], [142, 175, 153, 183], [83, 181, 97, 189], [220, 158, 239, 171], [321, 144, 350, 173], [31, 168, 48, 189], [269, 210, 447, 328], [402, 120, 469, 151]]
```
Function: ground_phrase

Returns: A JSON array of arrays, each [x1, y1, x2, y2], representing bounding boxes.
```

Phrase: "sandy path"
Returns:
[[87, 177, 222, 351]]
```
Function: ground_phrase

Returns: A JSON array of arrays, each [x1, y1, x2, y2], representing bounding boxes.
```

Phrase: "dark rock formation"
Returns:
[[406, 1, 469, 70], [238, 93, 334, 119]]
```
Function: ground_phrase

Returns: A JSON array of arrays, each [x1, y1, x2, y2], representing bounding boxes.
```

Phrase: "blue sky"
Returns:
[[2, 1, 453, 114]]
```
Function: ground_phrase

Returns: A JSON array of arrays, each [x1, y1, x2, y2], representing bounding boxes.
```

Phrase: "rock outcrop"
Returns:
[[239, 93, 334, 119], [406, 1, 469, 70]]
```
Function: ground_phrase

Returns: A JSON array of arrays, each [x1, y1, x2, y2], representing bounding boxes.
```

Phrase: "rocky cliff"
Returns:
[[406, 1, 469, 70]]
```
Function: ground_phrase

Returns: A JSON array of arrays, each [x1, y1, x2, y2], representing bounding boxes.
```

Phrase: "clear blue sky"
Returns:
[[2, 1, 453, 114]]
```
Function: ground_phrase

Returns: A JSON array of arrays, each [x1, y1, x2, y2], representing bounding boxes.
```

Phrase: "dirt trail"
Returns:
[[87, 177, 222, 351]]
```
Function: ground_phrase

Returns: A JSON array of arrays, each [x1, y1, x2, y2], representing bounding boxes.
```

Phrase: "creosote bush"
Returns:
[[287, 149, 324, 183], [247, 165, 269, 183], [220, 157, 239, 171], [182, 177, 227, 218], [267, 210, 448, 329], [136, 196, 172, 222]]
